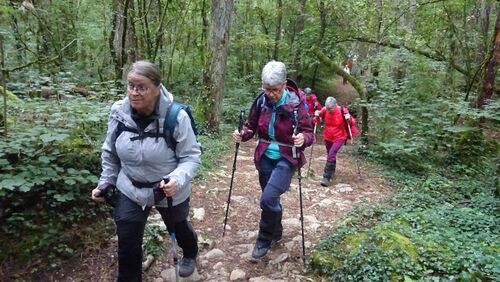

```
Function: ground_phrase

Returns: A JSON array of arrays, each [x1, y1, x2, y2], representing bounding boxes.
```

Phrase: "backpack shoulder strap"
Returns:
[[115, 121, 140, 140], [256, 92, 266, 114], [164, 101, 182, 151]]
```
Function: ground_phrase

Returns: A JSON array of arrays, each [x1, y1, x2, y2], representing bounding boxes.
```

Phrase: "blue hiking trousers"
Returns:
[[257, 156, 293, 213]]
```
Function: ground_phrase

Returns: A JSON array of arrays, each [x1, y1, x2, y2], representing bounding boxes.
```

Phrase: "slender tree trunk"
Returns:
[[477, 0, 491, 61], [203, 0, 234, 132], [140, 0, 153, 59], [128, 0, 138, 62], [312, 0, 327, 89], [8, 1, 24, 63], [152, 0, 171, 62], [0, 35, 7, 136], [200, 0, 209, 69], [290, 0, 306, 82], [476, 8, 500, 108], [110, 0, 120, 80], [272, 0, 283, 60], [361, 0, 384, 144], [119, 0, 131, 74]]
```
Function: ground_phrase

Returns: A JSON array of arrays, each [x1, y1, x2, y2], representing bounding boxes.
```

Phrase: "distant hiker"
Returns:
[[303, 87, 322, 118], [91, 60, 201, 281], [342, 52, 354, 85], [232, 60, 315, 259], [342, 65, 351, 85], [314, 96, 358, 187]]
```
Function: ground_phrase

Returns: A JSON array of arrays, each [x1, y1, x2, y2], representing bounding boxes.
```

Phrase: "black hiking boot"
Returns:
[[252, 210, 282, 259], [320, 161, 336, 187], [179, 257, 196, 277], [252, 240, 271, 259]]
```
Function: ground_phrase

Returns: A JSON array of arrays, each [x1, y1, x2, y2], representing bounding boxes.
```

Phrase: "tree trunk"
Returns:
[[477, 0, 492, 61], [109, 0, 120, 80], [8, 1, 24, 63], [0, 35, 7, 136], [312, 0, 327, 89], [203, 0, 234, 132], [109, 0, 135, 80], [152, 1, 171, 62], [119, 0, 131, 74], [272, 0, 283, 60], [290, 0, 306, 82], [200, 0, 209, 69], [476, 8, 500, 108]]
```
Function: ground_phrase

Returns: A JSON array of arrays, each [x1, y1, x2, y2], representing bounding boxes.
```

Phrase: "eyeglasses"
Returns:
[[127, 82, 149, 95], [262, 84, 284, 96]]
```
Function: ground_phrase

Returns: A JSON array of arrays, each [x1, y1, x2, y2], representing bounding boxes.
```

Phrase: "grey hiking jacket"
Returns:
[[98, 85, 201, 209]]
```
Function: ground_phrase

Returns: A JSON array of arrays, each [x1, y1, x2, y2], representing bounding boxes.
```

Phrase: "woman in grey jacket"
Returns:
[[91, 61, 201, 281]]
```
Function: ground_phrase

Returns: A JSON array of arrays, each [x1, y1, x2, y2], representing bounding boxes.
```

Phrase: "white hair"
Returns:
[[261, 61, 286, 86], [325, 96, 337, 109]]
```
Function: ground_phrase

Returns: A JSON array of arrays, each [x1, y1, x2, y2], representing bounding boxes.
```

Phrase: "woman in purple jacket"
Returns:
[[233, 61, 315, 259]]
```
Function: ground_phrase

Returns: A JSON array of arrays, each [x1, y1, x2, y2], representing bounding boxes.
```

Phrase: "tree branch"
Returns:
[[349, 36, 469, 76], [311, 46, 366, 99], [4, 39, 76, 73]]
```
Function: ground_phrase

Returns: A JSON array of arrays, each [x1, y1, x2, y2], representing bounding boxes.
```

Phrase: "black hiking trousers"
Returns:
[[114, 191, 198, 282]]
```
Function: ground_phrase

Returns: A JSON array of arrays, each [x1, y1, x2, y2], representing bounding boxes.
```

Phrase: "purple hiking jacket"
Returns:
[[241, 89, 315, 169]]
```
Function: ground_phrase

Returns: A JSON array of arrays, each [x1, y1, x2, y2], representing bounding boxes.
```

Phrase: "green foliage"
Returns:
[[363, 50, 499, 174], [197, 132, 231, 176], [143, 224, 167, 257], [0, 97, 110, 262], [310, 169, 499, 281]]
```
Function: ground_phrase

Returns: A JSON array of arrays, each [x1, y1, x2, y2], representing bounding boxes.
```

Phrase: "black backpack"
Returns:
[[116, 101, 200, 153]]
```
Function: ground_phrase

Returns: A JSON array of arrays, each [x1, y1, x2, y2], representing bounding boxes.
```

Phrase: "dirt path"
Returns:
[[151, 138, 392, 281], [52, 78, 392, 281]]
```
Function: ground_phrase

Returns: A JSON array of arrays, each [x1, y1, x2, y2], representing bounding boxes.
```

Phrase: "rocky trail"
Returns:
[[52, 77, 393, 281]]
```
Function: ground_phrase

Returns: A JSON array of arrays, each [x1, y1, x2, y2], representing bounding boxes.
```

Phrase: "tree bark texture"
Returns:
[[205, 0, 234, 132], [476, 7, 500, 108], [312, 0, 327, 89], [109, 0, 136, 80]]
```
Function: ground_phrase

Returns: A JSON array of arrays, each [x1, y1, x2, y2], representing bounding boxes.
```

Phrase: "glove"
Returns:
[[344, 113, 351, 120], [312, 116, 320, 125]]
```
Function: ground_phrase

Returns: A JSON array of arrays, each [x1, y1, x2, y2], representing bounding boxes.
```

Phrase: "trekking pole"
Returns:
[[164, 177, 179, 282], [306, 122, 317, 177], [346, 122, 353, 145], [223, 109, 245, 236], [292, 110, 306, 267]]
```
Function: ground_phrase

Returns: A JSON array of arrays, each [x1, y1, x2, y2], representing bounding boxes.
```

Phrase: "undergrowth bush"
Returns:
[[0, 90, 236, 274], [309, 164, 499, 281], [0, 98, 111, 263]]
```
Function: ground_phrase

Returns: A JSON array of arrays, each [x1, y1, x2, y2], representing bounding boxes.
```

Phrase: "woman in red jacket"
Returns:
[[315, 96, 355, 186]]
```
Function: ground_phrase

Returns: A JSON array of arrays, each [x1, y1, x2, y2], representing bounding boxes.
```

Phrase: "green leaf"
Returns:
[[64, 178, 77, 185], [40, 133, 70, 143], [67, 168, 78, 175], [54, 193, 74, 202], [38, 156, 55, 164], [443, 126, 476, 133], [1, 176, 26, 190]]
